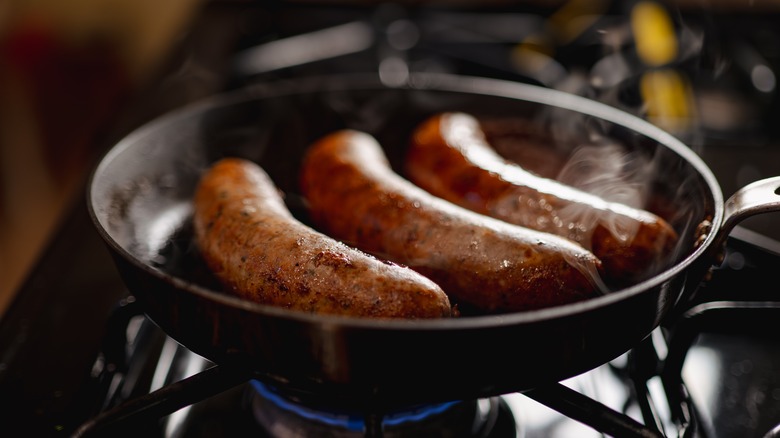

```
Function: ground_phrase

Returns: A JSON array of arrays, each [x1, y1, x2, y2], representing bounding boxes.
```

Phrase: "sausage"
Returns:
[[405, 112, 679, 286], [299, 130, 605, 314], [193, 157, 452, 319]]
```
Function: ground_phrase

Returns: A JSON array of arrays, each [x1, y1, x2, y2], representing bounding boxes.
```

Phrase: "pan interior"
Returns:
[[88, 74, 719, 322]]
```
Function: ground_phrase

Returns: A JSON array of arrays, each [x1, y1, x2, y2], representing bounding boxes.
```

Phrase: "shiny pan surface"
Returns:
[[88, 73, 780, 411]]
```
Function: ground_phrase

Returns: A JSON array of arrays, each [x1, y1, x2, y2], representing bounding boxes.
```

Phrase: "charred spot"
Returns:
[[405, 224, 419, 244], [264, 269, 287, 290], [296, 283, 310, 296], [213, 205, 224, 221]]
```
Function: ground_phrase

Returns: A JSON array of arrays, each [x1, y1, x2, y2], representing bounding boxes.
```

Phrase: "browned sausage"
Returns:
[[299, 130, 605, 314], [193, 157, 452, 319], [405, 112, 679, 286]]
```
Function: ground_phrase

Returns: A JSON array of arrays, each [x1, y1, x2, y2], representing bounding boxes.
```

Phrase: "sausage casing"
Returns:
[[406, 112, 679, 286], [299, 130, 605, 314], [193, 157, 452, 319]]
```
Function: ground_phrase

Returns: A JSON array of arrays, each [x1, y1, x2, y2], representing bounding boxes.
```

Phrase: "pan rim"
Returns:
[[86, 71, 725, 330]]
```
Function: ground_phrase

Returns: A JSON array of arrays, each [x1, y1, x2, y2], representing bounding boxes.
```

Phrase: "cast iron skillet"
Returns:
[[86, 73, 780, 423]]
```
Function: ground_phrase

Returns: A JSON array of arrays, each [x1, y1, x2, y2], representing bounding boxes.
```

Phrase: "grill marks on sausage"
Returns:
[[193, 158, 452, 319]]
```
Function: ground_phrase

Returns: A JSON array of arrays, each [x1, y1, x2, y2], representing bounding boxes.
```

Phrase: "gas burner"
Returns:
[[250, 381, 510, 437]]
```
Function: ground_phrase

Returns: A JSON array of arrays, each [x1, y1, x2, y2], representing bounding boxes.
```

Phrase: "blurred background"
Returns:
[[1, 0, 780, 317], [0, 0, 202, 313]]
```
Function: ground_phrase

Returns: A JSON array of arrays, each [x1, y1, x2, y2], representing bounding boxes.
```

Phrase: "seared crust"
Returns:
[[299, 130, 605, 314], [406, 112, 679, 286], [193, 158, 452, 319]]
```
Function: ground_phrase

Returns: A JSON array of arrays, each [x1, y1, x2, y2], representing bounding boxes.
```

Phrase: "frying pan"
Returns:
[[86, 73, 780, 423]]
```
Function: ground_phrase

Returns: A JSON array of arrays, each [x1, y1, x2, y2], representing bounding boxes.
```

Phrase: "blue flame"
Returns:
[[251, 380, 458, 431]]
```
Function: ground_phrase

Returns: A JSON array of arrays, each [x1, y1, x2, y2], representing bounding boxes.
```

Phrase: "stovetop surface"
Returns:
[[1, 207, 777, 437]]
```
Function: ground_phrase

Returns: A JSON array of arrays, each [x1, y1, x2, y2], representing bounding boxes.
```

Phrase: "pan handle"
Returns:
[[715, 176, 780, 250]]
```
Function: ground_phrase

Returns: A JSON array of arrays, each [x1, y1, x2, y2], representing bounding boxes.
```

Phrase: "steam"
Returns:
[[561, 248, 611, 295], [474, 108, 660, 248], [555, 137, 658, 245], [558, 141, 649, 209], [475, 101, 698, 285]]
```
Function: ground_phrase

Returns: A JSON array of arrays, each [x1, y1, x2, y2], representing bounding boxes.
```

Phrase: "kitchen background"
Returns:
[[0, 0, 202, 314]]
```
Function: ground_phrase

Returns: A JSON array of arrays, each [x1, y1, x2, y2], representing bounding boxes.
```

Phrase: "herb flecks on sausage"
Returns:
[[193, 157, 452, 319]]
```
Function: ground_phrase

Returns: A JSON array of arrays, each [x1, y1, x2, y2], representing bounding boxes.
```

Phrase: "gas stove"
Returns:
[[4, 208, 779, 437], [1, 1, 779, 437]]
